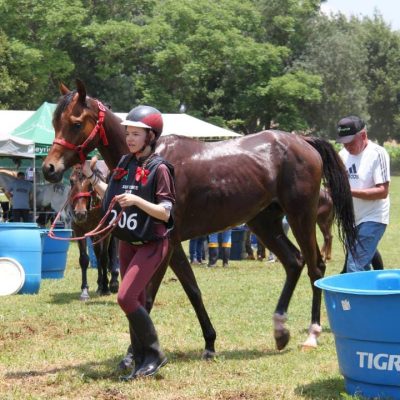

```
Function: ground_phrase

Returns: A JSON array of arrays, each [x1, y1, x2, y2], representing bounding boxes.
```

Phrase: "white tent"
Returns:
[[1, 109, 242, 142], [0, 110, 35, 136], [115, 113, 242, 141], [0, 132, 35, 158]]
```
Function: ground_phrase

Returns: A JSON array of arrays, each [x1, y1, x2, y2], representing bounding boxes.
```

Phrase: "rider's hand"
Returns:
[[115, 193, 138, 208], [82, 160, 94, 178]]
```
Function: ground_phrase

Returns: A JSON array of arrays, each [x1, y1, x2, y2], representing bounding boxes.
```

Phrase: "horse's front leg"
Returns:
[[77, 238, 90, 301], [167, 243, 216, 359]]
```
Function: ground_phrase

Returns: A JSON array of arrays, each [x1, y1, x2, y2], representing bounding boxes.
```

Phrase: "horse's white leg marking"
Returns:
[[301, 323, 322, 350], [273, 312, 288, 339]]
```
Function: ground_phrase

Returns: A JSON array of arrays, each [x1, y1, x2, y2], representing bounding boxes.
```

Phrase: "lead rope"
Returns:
[[48, 196, 123, 244]]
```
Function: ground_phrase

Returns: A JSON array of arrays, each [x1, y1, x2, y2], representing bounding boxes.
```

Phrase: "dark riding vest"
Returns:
[[102, 154, 174, 243]]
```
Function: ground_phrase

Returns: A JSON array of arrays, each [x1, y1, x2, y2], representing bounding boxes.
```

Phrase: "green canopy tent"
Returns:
[[10, 102, 77, 184], [11, 102, 56, 157]]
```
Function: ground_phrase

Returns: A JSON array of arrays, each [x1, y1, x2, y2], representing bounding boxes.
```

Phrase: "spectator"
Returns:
[[189, 236, 206, 264], [208, 230, 232, 267], [336, 115, 390, 273], [244, 227, 256, 260], [5, 171, 33, 222]]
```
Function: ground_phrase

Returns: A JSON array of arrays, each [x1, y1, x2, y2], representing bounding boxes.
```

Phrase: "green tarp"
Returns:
[[11, 102, 56, 156]]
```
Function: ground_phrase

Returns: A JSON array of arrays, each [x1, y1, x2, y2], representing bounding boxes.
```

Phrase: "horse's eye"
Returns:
[[73, 123, 82, 130]]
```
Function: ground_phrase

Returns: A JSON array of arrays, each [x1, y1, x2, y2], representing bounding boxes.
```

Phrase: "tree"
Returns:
[[360, 14, 400, 144], [292, 14, 368, 137], [0, 0, 86, 108]]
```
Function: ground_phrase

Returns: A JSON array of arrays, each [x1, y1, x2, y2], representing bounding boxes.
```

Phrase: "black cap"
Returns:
[[336, 116, 365, 144]]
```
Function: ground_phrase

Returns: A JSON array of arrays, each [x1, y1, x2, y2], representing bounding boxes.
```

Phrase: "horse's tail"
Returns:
[[304, 137, 357, 253]]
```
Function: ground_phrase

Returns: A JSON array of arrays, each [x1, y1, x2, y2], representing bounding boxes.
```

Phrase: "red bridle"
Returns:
[[71, 191, 92, 206], [52, 100, 109, 164]]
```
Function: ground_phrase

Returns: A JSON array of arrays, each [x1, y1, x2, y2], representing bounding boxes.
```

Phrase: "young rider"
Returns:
[[83, 105, 175, 380]]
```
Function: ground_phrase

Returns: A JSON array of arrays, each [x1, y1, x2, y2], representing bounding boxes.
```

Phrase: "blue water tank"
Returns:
[[0, 222, 41, 294]]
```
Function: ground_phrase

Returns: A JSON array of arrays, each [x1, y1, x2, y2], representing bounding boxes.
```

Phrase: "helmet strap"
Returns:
[[134, 130, 154, 157]]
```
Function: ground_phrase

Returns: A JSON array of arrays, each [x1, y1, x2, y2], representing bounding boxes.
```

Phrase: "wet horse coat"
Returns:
[[42, 81, 356, 355]]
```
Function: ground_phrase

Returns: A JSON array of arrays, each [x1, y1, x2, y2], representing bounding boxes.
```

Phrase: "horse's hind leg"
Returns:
[[317, 197, 334, 262], [287, 205, 326, 349], [247, 206, 304, 351], [318, 220, 333, 262]]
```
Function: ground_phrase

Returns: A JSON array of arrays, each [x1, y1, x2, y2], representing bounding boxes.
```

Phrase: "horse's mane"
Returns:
[[53, 91, 77, 125]]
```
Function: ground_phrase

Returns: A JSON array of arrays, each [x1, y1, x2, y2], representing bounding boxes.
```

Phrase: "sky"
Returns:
[[320, 0, 400, 31]]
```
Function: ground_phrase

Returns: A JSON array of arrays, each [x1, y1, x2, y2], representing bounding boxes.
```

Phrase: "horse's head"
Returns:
[[42, 79, 109, 183], [68, 167, 94, 223]]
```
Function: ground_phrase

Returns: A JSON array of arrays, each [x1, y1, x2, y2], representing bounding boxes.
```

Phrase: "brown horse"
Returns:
[[68, 165, 119, 300], [42, 80, 356, 357]]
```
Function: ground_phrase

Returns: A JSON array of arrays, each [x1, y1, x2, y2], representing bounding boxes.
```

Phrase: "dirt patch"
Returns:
[[214, 390, 263, 400], [95, 387, 130, 400]]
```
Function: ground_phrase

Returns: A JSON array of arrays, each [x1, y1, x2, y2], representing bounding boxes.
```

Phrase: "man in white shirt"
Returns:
[[337, 116, 390, 272]]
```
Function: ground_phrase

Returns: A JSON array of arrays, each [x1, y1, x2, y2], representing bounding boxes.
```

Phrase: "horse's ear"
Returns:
[[76, 79, 87, 104], [59, 82, 70, 95]]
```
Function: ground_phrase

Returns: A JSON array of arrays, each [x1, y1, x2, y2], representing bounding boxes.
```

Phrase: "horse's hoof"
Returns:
[[97, 287, 111, 296], [110, 281, 119, 294], [300, 342, 318, 351], [201, 349, 216, 360], [274, 329, 290, 351], [80, 289, 90, 301]]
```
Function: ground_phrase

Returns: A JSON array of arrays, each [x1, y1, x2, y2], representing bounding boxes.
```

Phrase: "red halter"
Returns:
[[71, 191, 92, 205], [52, 100, 109, 164]]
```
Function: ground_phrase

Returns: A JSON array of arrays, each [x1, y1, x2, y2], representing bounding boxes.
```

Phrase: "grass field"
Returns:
[[0, 177, 399, 400]]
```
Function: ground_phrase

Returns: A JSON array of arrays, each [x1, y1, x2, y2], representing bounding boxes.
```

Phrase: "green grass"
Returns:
[[1, 177, 399, 400]]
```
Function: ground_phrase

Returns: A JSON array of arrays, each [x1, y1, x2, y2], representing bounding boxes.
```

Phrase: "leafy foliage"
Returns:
[[1, 0, 400, 141]]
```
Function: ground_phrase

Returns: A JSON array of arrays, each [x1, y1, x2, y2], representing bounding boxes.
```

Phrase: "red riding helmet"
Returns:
[[121, 105, 163, 140]]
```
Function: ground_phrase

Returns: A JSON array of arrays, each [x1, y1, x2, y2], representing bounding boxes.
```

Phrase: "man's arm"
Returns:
[[351, 182, 389, 200]]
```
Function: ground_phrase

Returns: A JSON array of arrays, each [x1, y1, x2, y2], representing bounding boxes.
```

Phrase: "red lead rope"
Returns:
[[48, 196, 123, 245]]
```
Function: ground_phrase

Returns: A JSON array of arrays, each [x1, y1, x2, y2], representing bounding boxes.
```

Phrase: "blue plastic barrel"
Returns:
[[315, 270, 400, 399], [0, 222, 41, 294], [41, 228, 72, 279]]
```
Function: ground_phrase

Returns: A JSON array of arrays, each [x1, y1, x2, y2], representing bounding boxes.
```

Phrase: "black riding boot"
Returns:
[[119, 322, 145, 380], [222, 247, 230, 267], [124, 306, 167, 379], [118, 344, 134, 371], [208, 247, 218, 267]]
